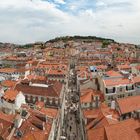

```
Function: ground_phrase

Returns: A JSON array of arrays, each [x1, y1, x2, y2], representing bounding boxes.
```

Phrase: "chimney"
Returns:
[[42, 122, 45, 131], [128, 76, 131, 82], [111, 100, 116, 110], [29, 81, 32, 86]]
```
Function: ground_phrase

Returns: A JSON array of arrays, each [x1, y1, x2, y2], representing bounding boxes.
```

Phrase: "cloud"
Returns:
[[54, 0, 65, 4], [0, 0, 140, 44]]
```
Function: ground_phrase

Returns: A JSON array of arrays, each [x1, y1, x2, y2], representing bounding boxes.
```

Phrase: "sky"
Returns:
[[0, 0, 140, 44]]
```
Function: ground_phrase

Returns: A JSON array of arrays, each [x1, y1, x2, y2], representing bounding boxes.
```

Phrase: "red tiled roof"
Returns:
[[0, 68, 16, 73], [0, 111, 15, 123], [136, 65, 140, 70], [97, 65, 107, 70], [47, 69, 66, 76], [83, 109, 100, 119], [104, 78, 133, 87], [80, 88, 102, 103], [105, 119, 140, 140], [1, 80, 17, 88], [40, 108, 58, 118], [12, 110, 52, 140], [105, 70, 122, 77], [85, 104, 119, 131], [26, 75, 47, 82], [3, 89, 19, 101], [117, 95, 140, 114], [35, 101, 45, 109], [88, 119, 140, 140], [117, 64, 131, 70], [15, 82, 62, 98], [0, 111, 15, 139], [88, 127, 106, 140], [133, 76, 140, 83]]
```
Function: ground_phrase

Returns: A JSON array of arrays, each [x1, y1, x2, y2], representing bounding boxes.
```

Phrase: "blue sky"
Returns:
[[0, 0, 140, 44]]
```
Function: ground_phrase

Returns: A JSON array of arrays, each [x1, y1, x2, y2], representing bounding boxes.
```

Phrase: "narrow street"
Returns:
[[56, 57, 86, 140]]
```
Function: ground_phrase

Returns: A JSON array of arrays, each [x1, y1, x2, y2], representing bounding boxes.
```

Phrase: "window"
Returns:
[[126, 85, 134, 91], [118, 94, 124, 98], [128, 93, 132, 96], [106, 87, 116, 94], [27, 96, 30, 101], [132, 85, 134, 90], [108, 103, 111, 106], [120, 87, 123, 92], [41, 97, 44, 101], [113, 87, 116, 92], [84, 103, 87, 106], [120, 94, 124, 98], [108, 96, 113, 100], [136, 83, 140, 88], [55, 99, 58, 104]]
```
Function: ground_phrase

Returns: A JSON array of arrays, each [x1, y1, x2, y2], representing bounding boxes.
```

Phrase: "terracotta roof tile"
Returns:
[[80, 88, 102, 103], [117, 64, 131, 70], [0, 68, 16, 73], [40, 108, 58, 118], [136, 65, 140, 70], [85, 104, 119, 131], [133, 76, 140, 83], [3, 89, 19, 101], [104, 78, 133, 87], [1, 80, 17, 88], [96, 65, 107, 70], [15, 81, 62, 97], [88, 119, 140, 140], [105, 70, 122, 77], [88, 127, 106, 140], [105, 119, 140, 140], [117, 95, 140, 114]]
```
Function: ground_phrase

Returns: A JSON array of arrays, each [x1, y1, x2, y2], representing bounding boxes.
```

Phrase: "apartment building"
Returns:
[[97, 70, 140, 106], [15, 80, 63, 108], [80, 88, 103, 109]]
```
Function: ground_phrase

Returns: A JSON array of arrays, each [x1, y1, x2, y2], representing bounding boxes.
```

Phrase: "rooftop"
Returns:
[[116, 95, 140, 115], [104, 78, 133, 87], [2, 89, 19, 102]]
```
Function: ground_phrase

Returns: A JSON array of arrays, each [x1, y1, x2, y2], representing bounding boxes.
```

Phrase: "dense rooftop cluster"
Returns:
[[0, 37, 140, 139]]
